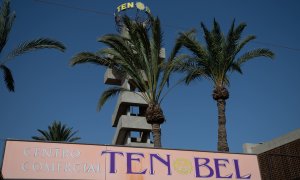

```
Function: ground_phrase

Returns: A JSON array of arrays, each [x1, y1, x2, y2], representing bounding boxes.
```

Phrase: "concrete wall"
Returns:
[[243, 129, 300, 180]]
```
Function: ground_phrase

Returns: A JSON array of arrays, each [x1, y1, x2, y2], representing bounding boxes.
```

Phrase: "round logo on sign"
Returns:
[[173, 158, 193, 175], [135, 2, 145, 10]]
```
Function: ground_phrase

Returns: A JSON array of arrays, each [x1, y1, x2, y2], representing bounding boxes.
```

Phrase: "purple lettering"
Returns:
[[101, 151, 124, 173], [150, 154, 171, 175], [194, 158, 214, 178], [214, 158, 233, 178], [127, 152, 147, 174], [234, 159, 251, 179]]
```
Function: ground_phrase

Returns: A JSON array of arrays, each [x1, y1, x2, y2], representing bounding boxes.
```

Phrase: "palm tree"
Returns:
[[0, 0, 65, 92], [173, 19, 274, 152], [32, 121, 80, 142], [70, 16, 180, 147]]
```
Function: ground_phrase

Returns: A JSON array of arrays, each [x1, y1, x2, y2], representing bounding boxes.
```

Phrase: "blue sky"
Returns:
[[1, 0, 300, 158]]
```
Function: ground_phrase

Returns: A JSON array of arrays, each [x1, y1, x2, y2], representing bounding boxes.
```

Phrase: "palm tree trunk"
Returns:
[[146, 103, 164, 148], [152, 123, 162, 148], [216, 99, 229, 152]]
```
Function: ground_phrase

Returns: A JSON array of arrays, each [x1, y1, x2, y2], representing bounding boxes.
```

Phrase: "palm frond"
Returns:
[[150, 16, 162, 67], [224, 19, 237, 59], [226, 21, 247, 49], [101, 40, 146, 95], [127, 17, 153, 87], [159, 77, 185, 104], [236, 48, 275, 66], [225, 21, 246, 64], [69, 137, 81, 142], [97, 86, 129, 111], [235, 35, 256, 55], [99, 34, 132, 59], [70, 52, 111, 67], [32, 121, 80, 142], [31, 136, 46, 141], [0, 64, 14, 91], [185, 68, 206, 84], [211, 19, 224, 61], [170, 55, 197, 72], [177, 30, 207, 59], [233, 22, 247, 39], [175, 19, 275, 89], [168, 35, 184, 63], [201, 22, 215, 56], [6, 38, 65, 61], [148, 16, 163, 101], [48, 124, 56, 141], [96, 48, 120, 60], [99, 34, 144, 80], [157, 60, 173, 100], [230, 62, 243, 74], [68, 130, 81, 142], [0, 0, 15, 53], [100, 22, 151, 96], [37, 129, 51, 141], [72, 15, 177, 113]]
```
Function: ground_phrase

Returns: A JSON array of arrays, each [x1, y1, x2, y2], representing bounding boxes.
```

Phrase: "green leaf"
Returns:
[[185, 68, 206, 84], [173, 19, 275, 89], [235, 35, 256, 55], [32, 121, 80, 142], [0, 64, 14, 91], [177, 30, 207, 59], [0, 0, 15, 53], [237, 48, 275, 66], [230, 62, 243, 74], [97, 86, 129, 111], [70, 52, 111, 67], [6, 38, 65, 61]]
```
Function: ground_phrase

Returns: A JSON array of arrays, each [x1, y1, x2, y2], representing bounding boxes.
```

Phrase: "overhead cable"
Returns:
[[33, 0, 300, 52]]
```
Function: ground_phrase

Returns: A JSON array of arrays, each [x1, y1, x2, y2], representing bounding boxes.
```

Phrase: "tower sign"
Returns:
[[115, 2, 150, 14], [114, 2, 151, 32]]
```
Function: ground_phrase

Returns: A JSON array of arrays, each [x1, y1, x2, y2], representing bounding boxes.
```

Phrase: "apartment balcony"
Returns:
[[111, 91, 148, 127], [104, 68, 123, 85], [112, 115, 152, 145]]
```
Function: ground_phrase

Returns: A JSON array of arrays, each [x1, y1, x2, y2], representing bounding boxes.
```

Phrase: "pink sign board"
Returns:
[[1, 140, 262, 179]]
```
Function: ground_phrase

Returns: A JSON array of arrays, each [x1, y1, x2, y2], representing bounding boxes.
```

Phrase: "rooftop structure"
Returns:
[[243, 128, 300, 180]]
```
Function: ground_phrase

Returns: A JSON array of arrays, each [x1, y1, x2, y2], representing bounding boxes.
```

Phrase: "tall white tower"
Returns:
[[104, 2, 156, 147]]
